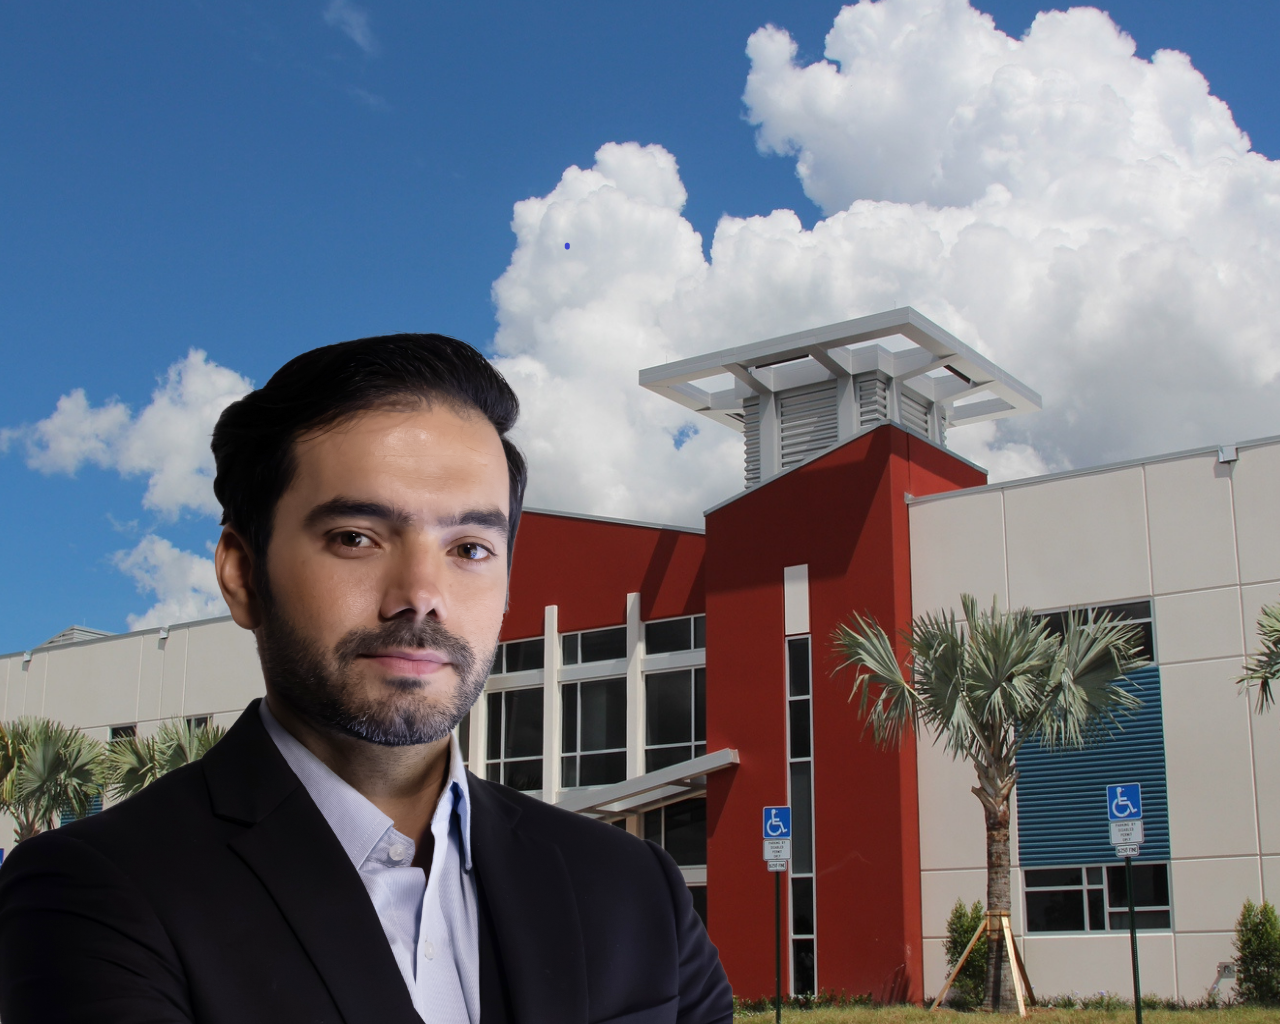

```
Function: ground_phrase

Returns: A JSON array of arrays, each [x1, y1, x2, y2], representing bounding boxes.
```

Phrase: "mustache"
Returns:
[[334, 618, 476, 679]]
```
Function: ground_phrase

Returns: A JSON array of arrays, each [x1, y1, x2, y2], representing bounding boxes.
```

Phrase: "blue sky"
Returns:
[[2, 0, 1279, 653]]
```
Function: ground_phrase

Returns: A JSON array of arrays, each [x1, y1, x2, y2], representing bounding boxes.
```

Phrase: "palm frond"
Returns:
[[1240, 603, 1280, 714], [1027, 609, 1144, 751], [831, 612, 921, 749]]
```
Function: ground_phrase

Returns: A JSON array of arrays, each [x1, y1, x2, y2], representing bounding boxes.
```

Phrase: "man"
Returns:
[[0, 335, 733, 1024]]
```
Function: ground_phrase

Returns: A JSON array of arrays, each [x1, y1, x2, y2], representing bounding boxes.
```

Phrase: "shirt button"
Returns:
[[424, 941, 435, 960], [389, 845, 406, 861]]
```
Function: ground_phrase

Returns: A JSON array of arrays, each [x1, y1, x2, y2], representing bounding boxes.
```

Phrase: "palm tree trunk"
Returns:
[[983, 816, 1020, 1012]]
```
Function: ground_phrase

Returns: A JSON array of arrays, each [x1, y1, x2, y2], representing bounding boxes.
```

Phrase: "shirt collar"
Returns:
[[259, 699, 473, 872]]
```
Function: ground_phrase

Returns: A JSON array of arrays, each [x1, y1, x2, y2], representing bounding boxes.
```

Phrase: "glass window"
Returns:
[[561, 678, 626, 788], [788, 700, 811, 759], [186, 716, 210, 730], [787, 638, 810, 697], [109, 724, 137, 741], [1024, 862, 1171, 932], [646, 617, 692, 654], [645, 668, 706, 771], [693, 615, 706, 650], [562, 633, 579, 665], [789, 761, 813, 874], [791, 876, 814, 936], [492, 646, 504, 674], [1106, 863, 1172, 929], [792, 938, 815, 996], [643, 798, 706, 866], [486, 688, 543, 791], [580, 626, 627, 662], [504, 638, 544, 672]]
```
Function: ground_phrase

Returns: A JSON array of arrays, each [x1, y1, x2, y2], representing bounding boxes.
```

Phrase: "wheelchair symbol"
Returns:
[[1106, 783, 1142, 821], [763, 806, 791, 839]]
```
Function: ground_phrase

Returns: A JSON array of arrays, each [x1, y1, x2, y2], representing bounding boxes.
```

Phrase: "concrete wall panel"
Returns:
[[1170, 857, 1262, 933], [1234, 443, 1280, 585], [158, 631, 188, 720], [1004, 469, 1150, 611], [1144, 457, 1238, 595], [918, 735, 986, 872], [1161, 659, 1258, 858], [1175, 932, 1237, 1002], [909, 490, 1008, 615], [183, 619, 262, 716], [136, 633, 166, 724], [1022, 933, 1175, 999], [41, 636, 142, 729], [1252, 706, 1280, 857], [1154, 589, 1244, 665], [920, 868, 986, 939]]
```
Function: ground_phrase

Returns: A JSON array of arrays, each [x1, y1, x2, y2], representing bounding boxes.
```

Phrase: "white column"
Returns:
[[469, 671, 489, 780], [625, 592, 645, 780], [541, 604, 560, 802], [835, 374, 856, 440]]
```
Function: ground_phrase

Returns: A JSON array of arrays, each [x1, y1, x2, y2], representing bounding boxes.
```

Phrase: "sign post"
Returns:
[[763, 807, 791, 1024], [1107, 784, 1144, 1024]]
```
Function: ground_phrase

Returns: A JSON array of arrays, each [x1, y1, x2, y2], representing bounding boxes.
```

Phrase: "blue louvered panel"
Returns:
[[1016, 665, 1169, 865]]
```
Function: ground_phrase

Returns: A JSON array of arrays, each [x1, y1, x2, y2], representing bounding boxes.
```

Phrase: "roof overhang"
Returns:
[[638, 306, 1041, 432], [554, 747, 739, 818]]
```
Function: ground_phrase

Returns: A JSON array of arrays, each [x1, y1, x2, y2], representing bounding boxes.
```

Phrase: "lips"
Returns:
[[362, 650, 452, 676]]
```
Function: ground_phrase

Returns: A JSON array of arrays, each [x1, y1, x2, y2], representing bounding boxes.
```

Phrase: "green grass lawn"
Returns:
[[735, 1008, 1280, 1024]]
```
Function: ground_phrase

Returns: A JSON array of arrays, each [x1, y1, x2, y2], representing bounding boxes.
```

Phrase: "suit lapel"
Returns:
[[467, 774, 588, 1024], [203, 702, 419, 1024]]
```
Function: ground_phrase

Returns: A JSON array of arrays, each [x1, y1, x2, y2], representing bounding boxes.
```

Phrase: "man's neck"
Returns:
[[264, 692, 452, 847]]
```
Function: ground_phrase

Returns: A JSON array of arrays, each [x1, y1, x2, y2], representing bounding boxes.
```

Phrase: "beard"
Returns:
[[256, 598, 492, 747]]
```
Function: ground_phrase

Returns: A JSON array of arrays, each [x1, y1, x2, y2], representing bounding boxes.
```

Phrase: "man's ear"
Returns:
[[216, 527, 263, 630]]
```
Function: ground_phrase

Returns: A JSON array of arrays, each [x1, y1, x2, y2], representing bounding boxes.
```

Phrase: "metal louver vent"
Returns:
[[1016, 666, 1170, 865], [899, 388, 931, 437], [743, 396, 761, 487], [779, 381, 838, 471], [856, 375, 887, 428]]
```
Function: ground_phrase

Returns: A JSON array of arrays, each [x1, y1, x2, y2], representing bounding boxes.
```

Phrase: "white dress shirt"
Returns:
[[259, 701, 480, 1024]]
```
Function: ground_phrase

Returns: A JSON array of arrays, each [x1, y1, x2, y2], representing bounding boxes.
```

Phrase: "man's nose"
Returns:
[[379, 542, 447, 623]]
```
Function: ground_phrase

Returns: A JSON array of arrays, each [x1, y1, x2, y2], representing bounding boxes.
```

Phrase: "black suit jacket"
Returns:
[[0, 701, 732, 1024]]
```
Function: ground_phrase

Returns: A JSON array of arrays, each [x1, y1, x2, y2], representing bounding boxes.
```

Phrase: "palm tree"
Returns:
[[106, 718, 226, 800], [832, 594, 1146, 1012], [1239, 602, 1280, 714], [0, 719, 106, 843]]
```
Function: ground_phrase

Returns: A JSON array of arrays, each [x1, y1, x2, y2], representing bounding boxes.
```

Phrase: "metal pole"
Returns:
[[775, 871, 782, 1024], [1126, 856, 1142, 1024]]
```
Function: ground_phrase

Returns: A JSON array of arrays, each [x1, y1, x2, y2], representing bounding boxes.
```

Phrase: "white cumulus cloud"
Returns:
[[12, 349, 251, 518], [324, 0, 378, 56], [114, 535, 228, 631], [489, 0, 1280, 521]]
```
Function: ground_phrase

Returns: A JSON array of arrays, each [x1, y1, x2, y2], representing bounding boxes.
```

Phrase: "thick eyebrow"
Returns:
[[304, 498, 415, 529], [303, 498, 509, 537], [437, 507, 509, 536]]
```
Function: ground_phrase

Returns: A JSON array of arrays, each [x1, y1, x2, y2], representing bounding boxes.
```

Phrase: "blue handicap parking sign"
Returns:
[[763, 806, 792, 839], [1107, 783, 1143, 821]]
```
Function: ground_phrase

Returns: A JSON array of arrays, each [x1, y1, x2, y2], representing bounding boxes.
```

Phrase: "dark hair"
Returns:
[[211, 333, 527, 571]]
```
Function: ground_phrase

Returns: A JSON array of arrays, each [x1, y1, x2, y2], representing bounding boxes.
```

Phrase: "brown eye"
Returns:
[[336, 532, 369, 548], [456, 543, 489, 561]]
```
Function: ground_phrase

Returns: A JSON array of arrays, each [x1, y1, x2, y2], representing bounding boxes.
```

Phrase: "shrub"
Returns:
[[943, 898, 987, 1010], [1234, 899, 1280, 1005]]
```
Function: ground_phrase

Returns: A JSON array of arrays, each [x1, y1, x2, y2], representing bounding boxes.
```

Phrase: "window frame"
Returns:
[[1023, 861, 1173, 934]]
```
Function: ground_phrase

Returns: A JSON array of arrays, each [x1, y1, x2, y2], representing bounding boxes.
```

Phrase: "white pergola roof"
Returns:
[[554, 747, 738, 819], [638, 306, 1041, 432]]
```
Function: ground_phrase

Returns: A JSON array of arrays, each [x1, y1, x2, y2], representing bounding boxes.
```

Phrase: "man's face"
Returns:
[[254, 402, 510, 746]]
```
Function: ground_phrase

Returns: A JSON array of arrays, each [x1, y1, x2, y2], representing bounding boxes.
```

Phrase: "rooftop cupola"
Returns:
[[639, 307, 1041, 488]]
